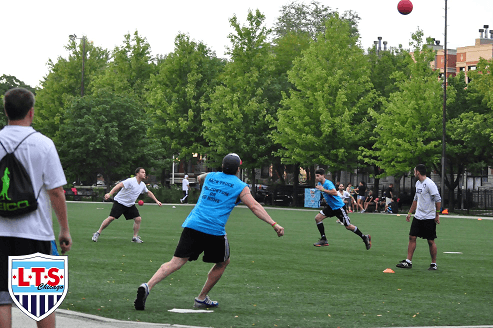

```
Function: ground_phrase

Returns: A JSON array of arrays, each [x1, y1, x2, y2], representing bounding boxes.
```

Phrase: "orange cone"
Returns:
[[442, 209, 449, 214], [383, 268, 395, 273]]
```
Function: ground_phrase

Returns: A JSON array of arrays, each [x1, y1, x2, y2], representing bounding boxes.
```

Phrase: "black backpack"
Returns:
[[0, 132, 40, 217]]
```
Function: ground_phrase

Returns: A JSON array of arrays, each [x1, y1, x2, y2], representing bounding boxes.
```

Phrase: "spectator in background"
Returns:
[[363, 190, 375, 212], [387, 196, 399, 214], [96, 173, 106, 186], [180, 175, 190, 204], [384, 184, 394, 208], [355, 181, 367, 213]]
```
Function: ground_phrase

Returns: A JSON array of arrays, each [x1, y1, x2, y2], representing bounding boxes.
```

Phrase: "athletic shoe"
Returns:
[[180, 199, 183, 204], [313, 238, 329, 247], [360, 210, 365, 213], [396, 260, 412, 269], [134, 283, 149, 310], [194, 295, 219, 308], [335, 219, 344, 225], [363, 234, 372, 250], [92, 232, 100, 242], [132, 236, 144, 243], [428, 264, 438, 271]]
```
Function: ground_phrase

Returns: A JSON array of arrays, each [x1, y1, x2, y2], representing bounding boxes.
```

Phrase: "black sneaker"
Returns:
[[313, 238, 329, 247], [428, 264, 438, 271], [396, 260, 412, 269], [363, 235, 372, 250], [134, 283, 149, 310]]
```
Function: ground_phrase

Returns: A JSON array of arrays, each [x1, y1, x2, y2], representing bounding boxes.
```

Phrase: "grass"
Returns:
[[54, 202, 493, 328]]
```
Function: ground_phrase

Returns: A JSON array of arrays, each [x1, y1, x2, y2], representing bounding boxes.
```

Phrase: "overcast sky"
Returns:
[[2, 0, 491, 88]]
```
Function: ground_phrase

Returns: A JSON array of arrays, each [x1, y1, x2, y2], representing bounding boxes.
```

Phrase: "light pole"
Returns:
[[69, 34, 86, 97], [441, 0, 447, 204]]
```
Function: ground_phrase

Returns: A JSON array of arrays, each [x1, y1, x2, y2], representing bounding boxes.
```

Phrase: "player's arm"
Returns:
[[105, 182, 123, 200], [197, 173, 209, 188], [239, 187, 284, 237], [48, 186, 72, 254], [147, 190, 162, 206], [316, 184, 338, 196]]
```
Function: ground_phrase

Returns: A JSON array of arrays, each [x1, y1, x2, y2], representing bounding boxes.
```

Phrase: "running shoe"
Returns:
[[132, 236, 144, 243], [194, 295, 219, 308], [134, 283, 149, 310], [363, 234, 372, 250], [396, 260, 413, 269], [313, 238, 329, 247], [92, 232, 100, 242]]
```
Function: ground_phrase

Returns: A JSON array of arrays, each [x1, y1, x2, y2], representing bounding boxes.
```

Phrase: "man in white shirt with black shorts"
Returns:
[[92, 168, 162, 243], [396, 164, 441, 270]]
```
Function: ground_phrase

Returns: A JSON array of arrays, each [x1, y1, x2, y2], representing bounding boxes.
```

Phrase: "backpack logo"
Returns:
[[1, 167, 11, 200], [8, 253, 68, 321]]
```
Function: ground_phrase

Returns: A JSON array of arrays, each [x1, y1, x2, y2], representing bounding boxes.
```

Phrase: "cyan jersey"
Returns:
[[319, 180, 345, 210], [182, 172, 248, 236]]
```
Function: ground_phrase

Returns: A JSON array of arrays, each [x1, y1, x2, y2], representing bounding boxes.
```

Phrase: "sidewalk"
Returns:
[[12, 306, 207, 328]]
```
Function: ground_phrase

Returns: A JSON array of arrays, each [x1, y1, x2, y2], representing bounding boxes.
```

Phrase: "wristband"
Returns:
[[436, 210, 441, 213], [271, 222, 277, 227], [407, 212, 412, 215]]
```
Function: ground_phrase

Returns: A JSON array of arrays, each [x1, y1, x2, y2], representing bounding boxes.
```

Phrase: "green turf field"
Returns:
[[54, 202, 493, 328]]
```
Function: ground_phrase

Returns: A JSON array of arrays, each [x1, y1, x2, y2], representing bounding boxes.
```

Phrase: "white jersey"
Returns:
[[182, 178, 189, 191], [414, 177, 441, 220], [114, 177, 148, 207], [0, 126, 67, 241]]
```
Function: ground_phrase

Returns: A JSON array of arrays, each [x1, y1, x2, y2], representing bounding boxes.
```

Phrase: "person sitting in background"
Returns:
[[387, 196, 399, 214], [363, 190, 375, 212]]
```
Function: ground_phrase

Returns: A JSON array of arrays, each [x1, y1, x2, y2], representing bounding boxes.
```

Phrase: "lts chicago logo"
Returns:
[[8, 253, 68, 321]]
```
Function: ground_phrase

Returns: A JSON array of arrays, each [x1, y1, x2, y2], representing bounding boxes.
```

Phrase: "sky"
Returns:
[[2, 0, 492, 88]]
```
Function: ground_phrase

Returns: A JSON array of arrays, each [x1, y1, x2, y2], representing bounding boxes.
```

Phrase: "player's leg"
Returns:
[[196, 259, 230, 303], [340, 208, 371, 250], [37, 312, 55, 328], [0, 304, 12, 328], [133, 216, 142, 239], [314, 209, 329, 246]]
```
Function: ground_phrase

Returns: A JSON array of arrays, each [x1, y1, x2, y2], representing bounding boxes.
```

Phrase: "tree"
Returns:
[[203, 9, 277, 187], [0, 75, 36, 127], [146, 34, 225, 161], [33, 38, 110, 141], [91, 31, 156, 100], [362, 30, 443, 177], [274, 14, 375, 173], [273, 0, 360, 40], [57, 91, 155, 185]]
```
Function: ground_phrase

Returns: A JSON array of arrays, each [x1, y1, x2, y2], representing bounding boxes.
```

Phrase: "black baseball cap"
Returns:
[[222, 153, 242, 174]]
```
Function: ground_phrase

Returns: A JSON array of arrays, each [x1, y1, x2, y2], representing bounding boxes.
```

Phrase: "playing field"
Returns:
[[55, 202, 493, 328]]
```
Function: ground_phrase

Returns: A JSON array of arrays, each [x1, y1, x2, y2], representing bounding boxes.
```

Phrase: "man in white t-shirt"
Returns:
[[180, 175, 189, 204], [92, 168, 162, 243], [0, 88, 72, 328], [396, 164, 442, 271]]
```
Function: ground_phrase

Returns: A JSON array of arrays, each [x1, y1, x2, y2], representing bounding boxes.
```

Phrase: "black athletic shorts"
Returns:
[[174, 227, 230, 263], [409, 217, 437, 240], [320, 206, 351, 226], [109, 201, 140, 220], [0, 237, 51, 304]]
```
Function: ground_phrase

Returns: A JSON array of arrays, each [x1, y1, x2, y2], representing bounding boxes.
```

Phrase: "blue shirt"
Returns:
[[182, 172, 248, 236], [319, 180, 345, 210]]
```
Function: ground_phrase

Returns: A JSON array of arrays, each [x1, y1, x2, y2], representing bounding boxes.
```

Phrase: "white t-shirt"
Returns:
[[182, 178, 189, 191], [338, 190, 351, 200], [114, 177, 148, 207], [0, 126, 67, 241], [414, 177, 441, 220]]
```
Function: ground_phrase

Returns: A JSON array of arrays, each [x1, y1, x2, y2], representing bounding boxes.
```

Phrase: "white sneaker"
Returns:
[[92, 232, 100, 242], [132, 236, 144, 243]]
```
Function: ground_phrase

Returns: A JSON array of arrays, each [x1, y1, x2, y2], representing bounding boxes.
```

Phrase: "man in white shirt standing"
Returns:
[[180, 175, 189, 204], [396, 164, 441, 270], [0, 88, 72, 328], [92, 168, 162, 243]]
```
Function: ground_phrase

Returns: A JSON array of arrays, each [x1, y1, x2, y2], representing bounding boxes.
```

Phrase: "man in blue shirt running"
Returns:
[[134, 153, 284, 310], [313, 168, 371, 250]]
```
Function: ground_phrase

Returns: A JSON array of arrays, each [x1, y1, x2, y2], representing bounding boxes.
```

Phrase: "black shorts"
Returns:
[[109, 201, 140, 220], [174, 228, 230, 263], [409, 217, 437, 240], [320, 206, 351, 226], [0, 237, 51, 304]]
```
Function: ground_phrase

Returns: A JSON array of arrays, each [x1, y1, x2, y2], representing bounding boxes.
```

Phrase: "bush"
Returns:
[[140, 185, 199, 204]]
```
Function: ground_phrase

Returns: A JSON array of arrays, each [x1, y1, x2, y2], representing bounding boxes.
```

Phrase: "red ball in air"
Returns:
[[397, 0, 413, 15]]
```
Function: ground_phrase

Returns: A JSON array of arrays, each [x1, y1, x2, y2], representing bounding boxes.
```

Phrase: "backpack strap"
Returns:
[[0, 131, 38, 154], [13, 131, 39, 153]]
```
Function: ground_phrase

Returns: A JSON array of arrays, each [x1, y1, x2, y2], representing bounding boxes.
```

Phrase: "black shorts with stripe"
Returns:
[[320, 206, 351, 226], [409, 217, 437, 240], [174, 227, 230, 263]]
